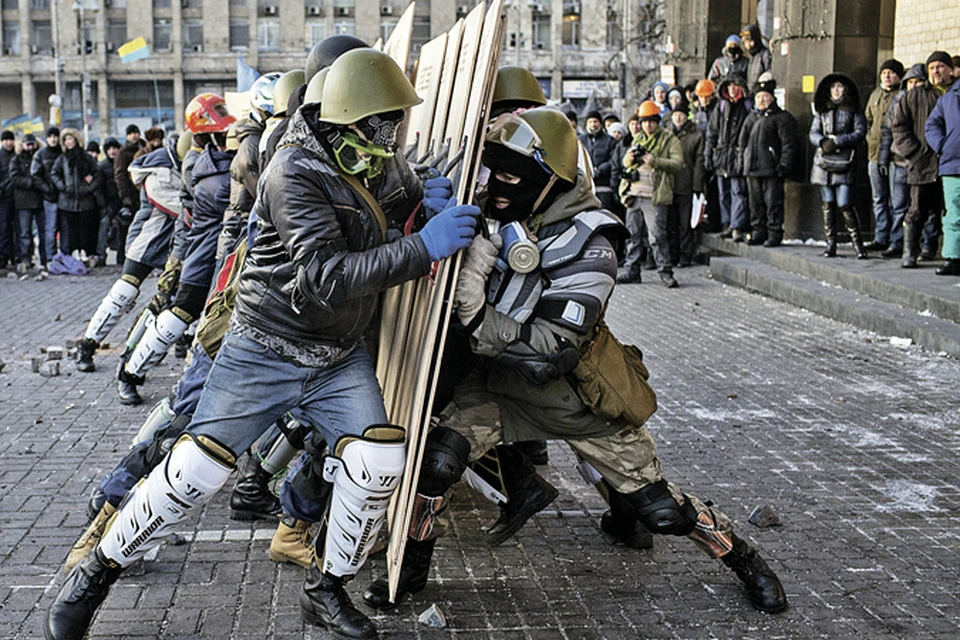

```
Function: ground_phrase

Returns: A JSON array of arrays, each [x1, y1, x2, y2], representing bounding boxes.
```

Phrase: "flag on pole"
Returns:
[[0, 114, 45, 134], [118, 37, 150, 63], [237, 54, 259, 92]]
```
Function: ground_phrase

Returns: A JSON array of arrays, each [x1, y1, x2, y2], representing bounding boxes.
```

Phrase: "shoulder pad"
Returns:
[[540, 209, 626, 271]]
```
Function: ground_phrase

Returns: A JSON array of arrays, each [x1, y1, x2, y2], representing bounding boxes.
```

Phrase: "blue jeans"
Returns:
[[42, 200, 58, 261], [820, 185, 851, 209], [868, 161, 891, 244], [718, 176, 748, 230], [888, 165, 909, 250], [17, 208, 46, 265], [188, 331, 388, 458]]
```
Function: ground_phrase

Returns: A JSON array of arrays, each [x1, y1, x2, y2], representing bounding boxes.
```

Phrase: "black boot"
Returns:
[[44, 548, 123, 640], [230, 454, 281, 521], [363, 538, 436, 610], [478, 445, 559, 546], [721, 534, 788, 614], [300, 566, 377, 639], [76, 338, 97, 373], [841, 206, 868, 259], [901, 223, 920, 268], [822, 202, 837, 257], [116, 368, 144, 405], [936, 259, 960, 275], [616, 266, 641, 284], [513, 440, 549, 465], [600, 510, 654, 549]]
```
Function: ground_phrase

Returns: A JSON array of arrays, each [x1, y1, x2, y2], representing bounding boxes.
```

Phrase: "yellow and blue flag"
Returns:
[[118, 37, 150, 63]]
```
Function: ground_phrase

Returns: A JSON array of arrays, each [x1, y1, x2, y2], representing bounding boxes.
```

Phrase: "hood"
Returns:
[[651, 81, 670, 98], [237, 116, 264, 142], [537, 169, 602, 228], [191, 144, 234, 185], [59, 127, 83, 151], [815, 72, 861, 113], [278, 103, 337, 165], [131, 145, 177, 171], [718, 75, 748, 101], [741, 24, 765, 52], [902, 63, 927, 85]]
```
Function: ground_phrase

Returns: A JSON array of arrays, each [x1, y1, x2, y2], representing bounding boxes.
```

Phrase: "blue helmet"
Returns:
[[249, 72, 282, 123]]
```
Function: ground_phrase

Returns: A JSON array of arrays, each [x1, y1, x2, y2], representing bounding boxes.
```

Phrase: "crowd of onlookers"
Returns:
[[564, 23, 960, 285], [0, 123, 166, 275]]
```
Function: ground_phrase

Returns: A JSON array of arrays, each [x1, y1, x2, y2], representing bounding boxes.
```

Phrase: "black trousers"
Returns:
[[746, 176, 785, 237]]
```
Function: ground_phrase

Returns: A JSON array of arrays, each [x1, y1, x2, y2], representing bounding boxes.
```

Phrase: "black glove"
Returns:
[[118, 206, 134, 226], [820, 138, 839, 154]]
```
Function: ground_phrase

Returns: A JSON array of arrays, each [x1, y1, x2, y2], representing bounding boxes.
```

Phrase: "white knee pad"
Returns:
[[132, 395, 175, 447], [85, 279, 140, 343], [99, 435, 234, 567], [124, 310, 190, 377], [320, 425, 406, 578]]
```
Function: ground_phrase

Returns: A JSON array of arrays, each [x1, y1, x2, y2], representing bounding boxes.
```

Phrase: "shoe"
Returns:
[[64, 504, 116, 575], [721, 534, 788, 614], [616, 268, 641, 284], [731, 229, 746, 243], [660, 272, 679, 288], [919, 249, 937, 262], [864, 241, 888, 251], [881, 246, 902, 258], [484, 445, 559, 546], [76, 338, 97, 373], [230, 455, 282, 521], [746, 232, 767, 245], [363, 538, 436, 610], [44, 548, 123, 640], [762, 238, 782, 248], [718, 227, 734, 239], [116, 369, 144, 406], [300, 566, 377, 639], [513, 440, 549, 465], [268, 515, 315, 568], [936, 259, 960, 276], [600, 510, 654, 549], [17, 262, 29, 275]]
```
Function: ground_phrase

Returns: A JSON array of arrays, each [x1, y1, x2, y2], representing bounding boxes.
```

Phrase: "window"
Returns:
[[107, 20, 127, 50], [153, 0, 171, 8], [333, 18, 355, 36], [28, 0, 48, 10], [2, 0, 17, 10], [258, 18, 280, 50], [229, 0, 245, 6], [333, 0, 354, 8], [230, 19, 249, 50], [411, 16, 429, 51], [153, 19, 172, 51], [305, 18, 326, 50], [32, 21, 52, 51], [606, 10, 622, 49], [380, 20, 397, 42], [183, 20, 203, 49], [561, 14, 579, 47], [2, 22, 21, 55], [81, 18, 95, 53], [531, 13, 550, 50]]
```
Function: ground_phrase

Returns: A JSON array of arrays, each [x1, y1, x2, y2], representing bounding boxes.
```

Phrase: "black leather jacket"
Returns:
[[51, 147, 101, 213], [235, 104, 428, 347]]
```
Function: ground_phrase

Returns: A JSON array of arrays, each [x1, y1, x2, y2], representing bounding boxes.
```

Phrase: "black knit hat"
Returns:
[[1, 130, 13, 141], [125, 123, 141, 135], [926, 51, 953, 68], [879, 59, 904, 79], [103, 136, 121, 150], [585, 110, 602, 122], [756, 71, 777, 96], [86, 140, 101, 153], [46, 126, 60, 137]]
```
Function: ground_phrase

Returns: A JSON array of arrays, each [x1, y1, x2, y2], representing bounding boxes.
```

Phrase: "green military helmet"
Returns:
[[493, 66, 547, 107], [319, 49, 422, 125], [225, 119, 243, 151], [303, 68, 330, 106], [487, 107, 578, 184], [176, 130, 193, 160], [273, 69, 305, 116]]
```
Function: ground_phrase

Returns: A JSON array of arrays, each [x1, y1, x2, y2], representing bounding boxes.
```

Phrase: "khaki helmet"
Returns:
[[176, 130, 193, 160], [303, 68, 330, 106], [319, 49, 422, 125], [486, 107, 578, 184], [225, 119, 243, 151], [274, 69, 306, 116], [493, 66, 547, 107]]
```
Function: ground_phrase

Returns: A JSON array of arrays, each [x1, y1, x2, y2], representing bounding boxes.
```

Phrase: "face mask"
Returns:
[[482, 143, 553, 223]]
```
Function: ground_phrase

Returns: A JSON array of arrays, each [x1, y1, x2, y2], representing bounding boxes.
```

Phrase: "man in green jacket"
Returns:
[[864, 59, 904, 251], [620, 99, 684, 287]]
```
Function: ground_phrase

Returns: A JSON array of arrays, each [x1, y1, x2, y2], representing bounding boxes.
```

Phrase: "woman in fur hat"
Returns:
[[49, 128, 102, 259]]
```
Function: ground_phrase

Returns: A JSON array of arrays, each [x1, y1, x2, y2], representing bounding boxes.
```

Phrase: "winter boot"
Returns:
[[363, 538, 437, 609], [480, 445, 559, 546], [901, 223, 920, 268], [936, 259, 960, 275], [229, 454, 281, 521], [763, 231, 783, 248], [513, 440, 549, 465], [44, 548, 123, 640], [746, 229, 767, 245], [268, 515, 316, 568], [76, 339, 97, 373], [300, 565, 377, 639], [721, 534, 788, 614], [600, 510, 654, 549], [841, 206, 868, 259], [822, 202, 837, 257], [116, 368, 144, 405], [616, 266, 641, 284], [64, 504, 117, 575], [660, 272, 679, 288]]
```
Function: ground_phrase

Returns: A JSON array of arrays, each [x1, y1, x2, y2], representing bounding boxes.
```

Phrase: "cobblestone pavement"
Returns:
[[1, 265, 958, 639]]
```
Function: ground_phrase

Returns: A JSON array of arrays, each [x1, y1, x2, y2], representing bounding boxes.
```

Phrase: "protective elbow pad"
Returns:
[[496, 332, 580, 386]]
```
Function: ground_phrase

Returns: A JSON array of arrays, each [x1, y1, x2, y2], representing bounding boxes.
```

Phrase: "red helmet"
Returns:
[[184, 93, 237, 134]]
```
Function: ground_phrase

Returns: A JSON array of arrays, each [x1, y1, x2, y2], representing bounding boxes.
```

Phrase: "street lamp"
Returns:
[[72, 0, 98, 143]]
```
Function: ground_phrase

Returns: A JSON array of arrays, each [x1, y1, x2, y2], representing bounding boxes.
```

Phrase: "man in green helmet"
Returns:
[[45, 48, 481, 640]]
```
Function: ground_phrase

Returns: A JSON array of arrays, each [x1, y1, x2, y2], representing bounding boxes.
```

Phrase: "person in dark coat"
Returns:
[[810, 73, 868, 258], [97, 138, 124, 264], [31, 127, 62, 260], [10, 133, 46, 271], [579, 110, 621, 212], [669, 100, 704, 265], [114, 124, 145, 218], [864, 59, 904, 252], [50, 128, 102, 257], [738, 73, 797, 247], [924, 68, 960, 275], [705, 74, 751, 239], [890, 51, 955, 267], [0, 130, 17, 267], [740, 24, 772, 97], [708, 36, 749, 85]]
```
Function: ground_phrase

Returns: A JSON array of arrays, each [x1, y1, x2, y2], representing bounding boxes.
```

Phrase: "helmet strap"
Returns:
[[530, 174, 559, 216]]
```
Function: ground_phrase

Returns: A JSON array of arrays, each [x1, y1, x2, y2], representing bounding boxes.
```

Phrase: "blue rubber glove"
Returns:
[[423, 176, 455, 219], [419, 204, 481, 261]]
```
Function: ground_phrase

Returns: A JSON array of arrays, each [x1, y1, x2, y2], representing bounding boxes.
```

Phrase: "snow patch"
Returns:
[[876, 480, 942, 513]]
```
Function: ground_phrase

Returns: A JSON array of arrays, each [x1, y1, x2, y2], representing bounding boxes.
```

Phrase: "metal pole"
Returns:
[[52, 0, 63, 124], [151, 70, 162, 124], [79, 3, 89, 142]]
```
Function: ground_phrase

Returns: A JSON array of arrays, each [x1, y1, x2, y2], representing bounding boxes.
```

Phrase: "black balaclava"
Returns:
[[482, 143, 554, 224]]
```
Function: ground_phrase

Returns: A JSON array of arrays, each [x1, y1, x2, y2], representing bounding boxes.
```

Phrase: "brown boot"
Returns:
[[268, 515, 316, 568], [64, 503, 116, 575]]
